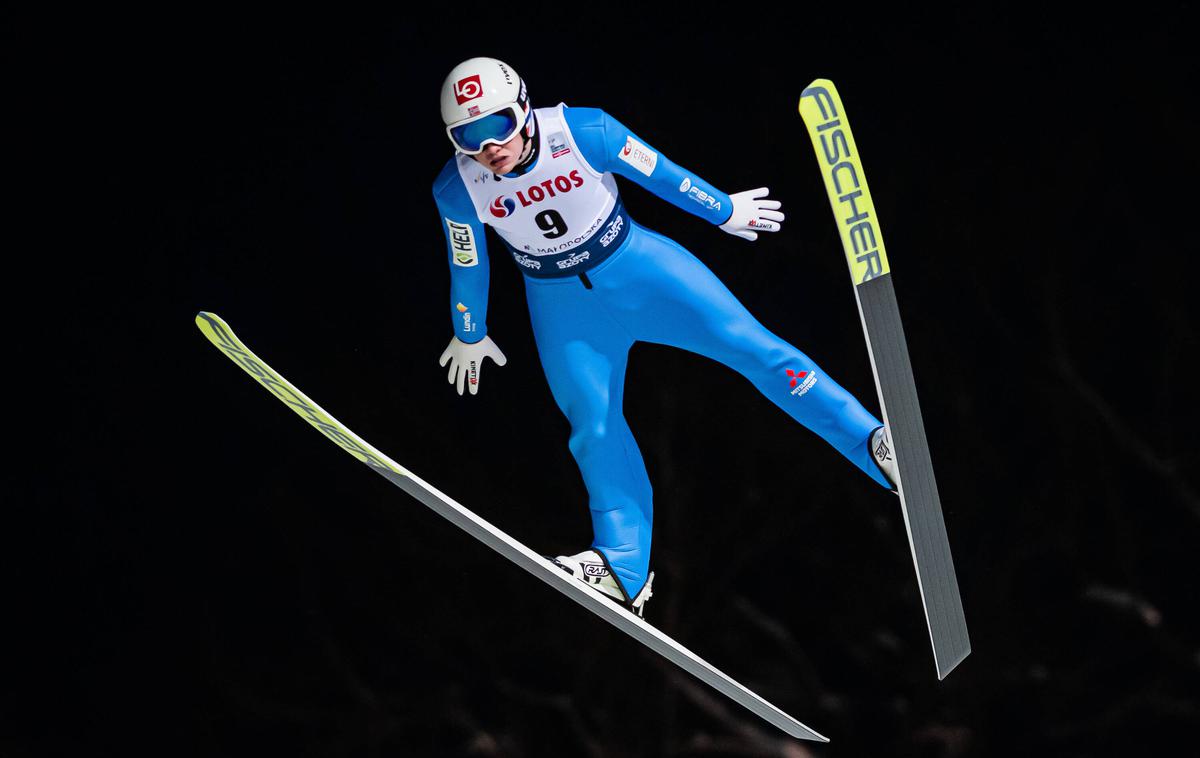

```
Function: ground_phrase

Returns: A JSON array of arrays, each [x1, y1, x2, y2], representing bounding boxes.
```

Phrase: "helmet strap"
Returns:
[[510, 111, 539, 175]]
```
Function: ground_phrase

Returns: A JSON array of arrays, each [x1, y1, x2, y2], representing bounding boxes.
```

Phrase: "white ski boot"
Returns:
[[871, 425, 898, 493], [547, 549, 655, 618]]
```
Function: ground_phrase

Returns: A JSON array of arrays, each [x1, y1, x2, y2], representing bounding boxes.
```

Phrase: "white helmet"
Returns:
[[440, 57, 535, 155]]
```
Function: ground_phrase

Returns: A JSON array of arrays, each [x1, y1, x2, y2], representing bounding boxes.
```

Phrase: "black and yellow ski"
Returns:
[[798, 80, 971, 680]]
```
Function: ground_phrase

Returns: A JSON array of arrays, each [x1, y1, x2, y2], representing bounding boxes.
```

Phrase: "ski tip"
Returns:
[[195, 311, 226, 331], [799, 77, 836, 97], [798, 79, 841, 118]]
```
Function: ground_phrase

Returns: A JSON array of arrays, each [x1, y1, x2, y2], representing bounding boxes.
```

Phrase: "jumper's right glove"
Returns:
[[439, 335, 507, 396], [719, 187, 785, 241]]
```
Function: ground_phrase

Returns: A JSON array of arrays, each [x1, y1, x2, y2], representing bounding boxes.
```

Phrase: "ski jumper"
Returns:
[[433, 103, 890, 601]]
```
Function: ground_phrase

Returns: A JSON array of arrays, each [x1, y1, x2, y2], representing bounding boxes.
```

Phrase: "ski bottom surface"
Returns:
[[194, 312, 828, 743], [857, 275, 971, 679]]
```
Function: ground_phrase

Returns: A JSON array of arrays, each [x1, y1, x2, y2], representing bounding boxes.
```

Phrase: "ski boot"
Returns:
[[871, 425, 898, 493], [547, 549, 655, 618]]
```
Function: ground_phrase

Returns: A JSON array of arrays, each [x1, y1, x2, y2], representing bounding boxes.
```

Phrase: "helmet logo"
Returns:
[[454, 75, 483, 104]]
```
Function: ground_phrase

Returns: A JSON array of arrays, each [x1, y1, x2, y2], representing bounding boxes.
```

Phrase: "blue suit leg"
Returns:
[[600, 223, 890, 489], [524, 276, 653, 600]]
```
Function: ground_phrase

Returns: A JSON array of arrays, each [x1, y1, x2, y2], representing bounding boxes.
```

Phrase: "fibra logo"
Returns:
[[454, 75, 482, 105], [490, 195, 518, 218], [679, 177, 692, 192], [787, 369, 819, 397]]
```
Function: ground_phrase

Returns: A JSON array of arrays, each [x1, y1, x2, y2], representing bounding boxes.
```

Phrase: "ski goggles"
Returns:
[[446, 103, 526, 155]]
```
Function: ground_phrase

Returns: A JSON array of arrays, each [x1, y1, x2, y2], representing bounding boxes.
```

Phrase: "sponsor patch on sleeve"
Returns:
[[445, 219, 478, 267], [618, 136, 658, 177]]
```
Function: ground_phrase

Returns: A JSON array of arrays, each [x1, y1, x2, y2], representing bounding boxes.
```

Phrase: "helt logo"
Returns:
[[454, 75, 483, 105], [583, 563, 609, 577], [787, 369, 819, 397], [490, 196, 518, 218], [446, 219, 478, 266]]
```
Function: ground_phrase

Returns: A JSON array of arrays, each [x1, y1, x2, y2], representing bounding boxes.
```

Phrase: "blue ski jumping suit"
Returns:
[[433, 103, 889, 602]]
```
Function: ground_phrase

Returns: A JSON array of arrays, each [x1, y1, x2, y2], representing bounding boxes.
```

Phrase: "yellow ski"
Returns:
[[799, 81, 971, 680], [195, 311, 830, 742]]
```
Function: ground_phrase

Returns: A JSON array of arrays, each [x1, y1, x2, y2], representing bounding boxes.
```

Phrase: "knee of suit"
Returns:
[[761, 343, 799, 374], [568, 419, 610, 460], [736, 340, 799, 384]]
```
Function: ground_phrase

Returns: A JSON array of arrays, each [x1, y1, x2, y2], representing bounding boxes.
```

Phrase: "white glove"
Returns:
[[439, 335, 507, 396], [718, 187, 785, 241]]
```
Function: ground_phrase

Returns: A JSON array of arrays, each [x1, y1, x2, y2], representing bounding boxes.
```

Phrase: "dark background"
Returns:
[[14, 5, 1199, 757]]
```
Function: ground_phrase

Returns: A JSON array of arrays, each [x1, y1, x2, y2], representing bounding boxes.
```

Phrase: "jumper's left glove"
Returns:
[[719, 187, 784, 241]]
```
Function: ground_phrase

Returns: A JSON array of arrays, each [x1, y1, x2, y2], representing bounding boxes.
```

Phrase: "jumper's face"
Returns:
[[471, 131, 526, 174]]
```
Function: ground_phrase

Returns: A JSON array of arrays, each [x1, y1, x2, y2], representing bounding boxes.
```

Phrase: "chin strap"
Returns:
[[510, 112, 540, 175]]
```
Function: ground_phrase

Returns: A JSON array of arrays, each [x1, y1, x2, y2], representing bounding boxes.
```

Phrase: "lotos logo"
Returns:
[[454, 75, 483, 105], [490, 195, 518, 218], [512, 170, 585, 207], [787, 369, 819, 397], [491, 172, 584, 217]]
